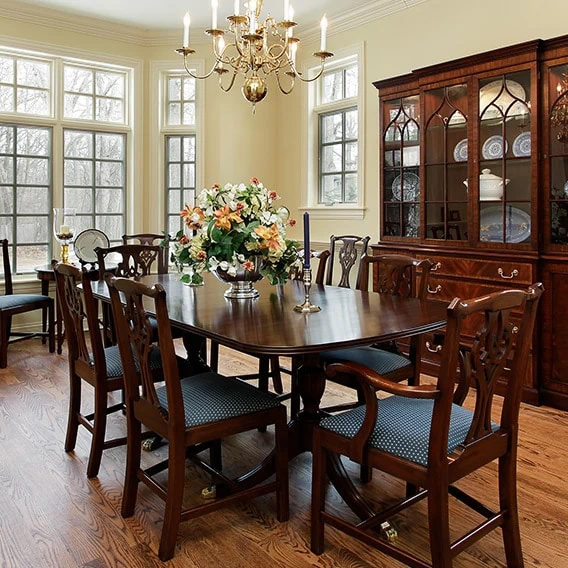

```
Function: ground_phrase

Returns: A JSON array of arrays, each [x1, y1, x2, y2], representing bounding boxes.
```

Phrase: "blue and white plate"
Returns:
[[392, 172, 420, 201], [482, 135, 508, 160], [480, 206, 531, 243], [512, 132, 531, 157], [453, 139, 468, 162]]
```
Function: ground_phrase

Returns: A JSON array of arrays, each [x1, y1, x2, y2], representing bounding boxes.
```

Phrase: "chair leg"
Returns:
[[499, 452, 524, 566], [158, 441, 186, 561], [64, 373, 82, 452], [42, 305, 47, 345], [48, 301, 55, 353], [121, 411, 142, 518], [257, 357, 270, 433], [0, 314, 10, 368], [310, 430, 327, 555], [427, 482, 452, 568], [86, 386, 108, 478], [209, 340, 219, 372], [270, 355, 284, 394], [274, 411, 289, 522]]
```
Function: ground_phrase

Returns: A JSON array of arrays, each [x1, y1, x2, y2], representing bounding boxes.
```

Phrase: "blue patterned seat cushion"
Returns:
[[319, 396, 498, 466], [93, 344, 163, 379], [156, 372, 282, 428], [0, 294, 51, 309], [321, 346, 411, 376]]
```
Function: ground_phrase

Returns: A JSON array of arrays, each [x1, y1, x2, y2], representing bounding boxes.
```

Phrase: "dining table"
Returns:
[[92, 272, 448, 517]]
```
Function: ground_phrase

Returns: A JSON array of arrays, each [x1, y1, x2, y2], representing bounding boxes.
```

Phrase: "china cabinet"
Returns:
[[374, 35, 568, 409]]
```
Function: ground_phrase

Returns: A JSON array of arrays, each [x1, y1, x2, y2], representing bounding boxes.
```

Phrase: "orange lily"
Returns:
[[213, 205, 243, 231], [180, 205, 205, 230]]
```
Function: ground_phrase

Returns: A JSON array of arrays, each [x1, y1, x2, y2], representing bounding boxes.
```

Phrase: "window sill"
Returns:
[[300, 206, 366, 220]]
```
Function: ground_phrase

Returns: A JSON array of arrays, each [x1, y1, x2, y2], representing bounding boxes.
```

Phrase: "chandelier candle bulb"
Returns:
[[183, 12, 190, 48], [303, 212, 310, 269], [287, 5, 294, 37], [320, 15, 327, 52], [290, 41, 297, 66], [211, 0, 218, 29], [284, 0, 289, 20], [234, 0, 239, 15]]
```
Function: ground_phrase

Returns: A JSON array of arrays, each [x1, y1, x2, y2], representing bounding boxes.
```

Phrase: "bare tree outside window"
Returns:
[[317, 63, 359, 204], [64, 129, 125, 241]]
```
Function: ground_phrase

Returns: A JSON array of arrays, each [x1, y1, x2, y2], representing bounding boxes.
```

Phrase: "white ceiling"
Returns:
[[15, 0, 378, 31]]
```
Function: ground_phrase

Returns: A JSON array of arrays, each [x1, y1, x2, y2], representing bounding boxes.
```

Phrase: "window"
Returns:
[[0, 54, 51, 117], [63, 130, 126, 241], [305, 45, 364, 219], [0, 124, 51, 272], [0, 46, 134, 274], [163, 73, 198, 235], [63, 64, 126, 123]]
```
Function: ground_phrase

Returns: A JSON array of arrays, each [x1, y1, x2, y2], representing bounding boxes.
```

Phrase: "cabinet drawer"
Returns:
[[419, 255, 534, 285]]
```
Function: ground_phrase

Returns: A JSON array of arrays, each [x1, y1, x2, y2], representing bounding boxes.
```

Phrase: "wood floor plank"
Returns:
[[0, 339, 566, 567]]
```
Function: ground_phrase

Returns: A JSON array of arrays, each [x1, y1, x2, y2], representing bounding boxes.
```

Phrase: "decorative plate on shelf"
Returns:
[[479, 79, 526, 120], [392, 172, 420, 201], [512, 132, 531, 157], [453, 139, 468, 162], [480, 206, 531, 243], [482, 135, 508, 159], [74, 229, 110, 263]]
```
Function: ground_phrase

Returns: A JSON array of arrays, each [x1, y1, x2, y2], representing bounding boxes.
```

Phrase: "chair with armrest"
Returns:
[[53, 262, 167, 477], [311, 283, 543, 568], [326, 234, 370, 288], [0, 239, 55, 368], [321, 254, 436, 413], [106, 274, 289, 561]]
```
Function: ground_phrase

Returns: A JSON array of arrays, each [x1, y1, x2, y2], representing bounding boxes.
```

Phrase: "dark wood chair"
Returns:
[[53, 262, 162, 477], [321, 254, 436, 412], [0, 239, 55, 368], [122, 232, 168, 271], [311, 283, 543, 568], [326, 234, 370, 288], [106, 274, 289, 561], [96, 243, 167, 279]]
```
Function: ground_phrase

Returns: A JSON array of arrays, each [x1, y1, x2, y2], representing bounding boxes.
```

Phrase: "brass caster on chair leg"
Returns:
[[142, 436, 162, 451], [380, 520, 398, 542], [201, 485, 217, 499]]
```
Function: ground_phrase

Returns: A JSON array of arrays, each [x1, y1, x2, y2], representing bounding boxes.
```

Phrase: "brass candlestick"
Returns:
[[294, 267, 321, 313]]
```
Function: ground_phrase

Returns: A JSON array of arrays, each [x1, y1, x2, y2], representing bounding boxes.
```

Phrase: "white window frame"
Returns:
[[302, 42, 365, 220], [148, 60, 205, 237], [0, 37, 141, 276]]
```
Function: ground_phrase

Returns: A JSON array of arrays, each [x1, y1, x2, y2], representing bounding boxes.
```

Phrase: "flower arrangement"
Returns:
[[168, 178, 299, 286]]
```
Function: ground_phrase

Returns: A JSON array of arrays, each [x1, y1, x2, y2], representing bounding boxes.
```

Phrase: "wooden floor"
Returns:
[[0, 339, 566, 568]]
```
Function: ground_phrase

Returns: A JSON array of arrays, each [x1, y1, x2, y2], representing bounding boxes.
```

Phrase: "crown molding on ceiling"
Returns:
[[0, 0, 429, 48]]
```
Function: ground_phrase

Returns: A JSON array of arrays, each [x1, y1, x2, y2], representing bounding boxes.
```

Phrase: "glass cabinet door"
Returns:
[[382, 95, 420, 238], [478, 70, 532, 244], [424, 84, 468, 241], [548, 62, 568, 245]]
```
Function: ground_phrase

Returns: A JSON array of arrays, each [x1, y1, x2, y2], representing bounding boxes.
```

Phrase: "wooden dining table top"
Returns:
[[91, 273, 448, 357]]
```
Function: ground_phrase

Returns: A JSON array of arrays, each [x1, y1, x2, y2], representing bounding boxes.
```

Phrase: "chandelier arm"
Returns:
[[218, 70, 238, 93], [181, 54, 220, 80], [275, 71, 295, 95]]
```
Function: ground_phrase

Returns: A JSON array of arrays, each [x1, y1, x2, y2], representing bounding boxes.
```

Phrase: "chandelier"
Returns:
[[176, 0, 333, 111], [551, 72, 568, 143]]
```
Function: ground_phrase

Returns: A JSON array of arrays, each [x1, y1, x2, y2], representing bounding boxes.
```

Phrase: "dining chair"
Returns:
[[321, 254, 436, 412], [53, 262, 165, 477], [122, 232, 168, 271], [326, 234, 370, 288], [311, 283, 543, 568], [0, 239, 55, 368], [96, 243, 167, 279], [106, 274, 289, 561]]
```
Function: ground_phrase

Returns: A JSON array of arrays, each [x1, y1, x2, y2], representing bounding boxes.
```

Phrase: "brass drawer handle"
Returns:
[[427, 284, 442, 294], [432, 262, 442, 272], [512, 326, 519, 334], [426, 341, 442, 353], [498, 267, 519, 280]]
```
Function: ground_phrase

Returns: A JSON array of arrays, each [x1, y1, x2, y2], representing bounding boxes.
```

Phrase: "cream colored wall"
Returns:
[[280, 0, 568, 245], [2, 0, 568, 246]]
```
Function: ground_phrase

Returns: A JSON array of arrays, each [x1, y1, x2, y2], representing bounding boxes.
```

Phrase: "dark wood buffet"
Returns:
[[373, 34, 568, 410]]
